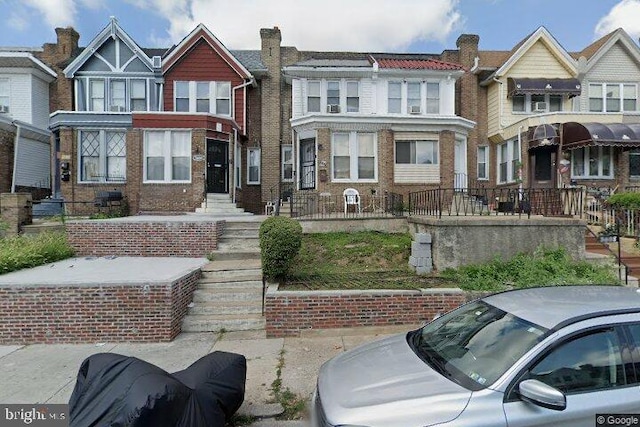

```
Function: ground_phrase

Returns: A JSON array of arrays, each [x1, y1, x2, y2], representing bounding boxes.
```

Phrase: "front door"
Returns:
[[207, 139, 228, 193], [529, 147, 556, 188], [300, 138, 316, 190], [454, 136, 468, 190]]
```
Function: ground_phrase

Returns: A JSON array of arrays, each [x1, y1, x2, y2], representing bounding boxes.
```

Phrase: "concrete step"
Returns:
[[188, 301, 263, 315], [220, 234, 259, 242], [21, 223, 65, 236], [203, 259, 262, 272], [192, 287, 262, 302], [217, 241, 260, 252], [224, 221, 262, 230], [195, 207, 251, 214], [223, 230, 259, 238], [181, 314, 265, 332], [198, 280, 263, 290], [209, 250, 261, 261], [201, 269, 262, 281]]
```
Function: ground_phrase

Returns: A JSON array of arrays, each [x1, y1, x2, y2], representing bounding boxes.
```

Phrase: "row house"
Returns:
[[468, 26, 640, 192], [0, 48, 56, 198]]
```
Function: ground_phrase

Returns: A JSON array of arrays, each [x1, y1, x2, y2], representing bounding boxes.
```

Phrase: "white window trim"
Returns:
[[346, 80, 360, 113], [331, 131, 378, 183], [173, 81, 232, 115], [571, 146, 614, 179], [77, 129, 127, 183], [630, 150, 640, 178], [512, 93, 564, 114], [387, 80, 440, 115], [394, 140, 439, 165], [497, 139, 520, 184], [247, 147, 261, 185], [477, 146, 489, 180], [130, 79, 148, 111], [0, 78, 10, 109], [143, 130, 192, 184], [281, 145, 294, 182], [588, 82, 638, 112]]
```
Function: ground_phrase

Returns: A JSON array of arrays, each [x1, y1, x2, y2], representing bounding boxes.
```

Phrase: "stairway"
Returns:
[[584, 228, 639, 285], [181, 219, 266, 332], [194, 193, 253, 215]]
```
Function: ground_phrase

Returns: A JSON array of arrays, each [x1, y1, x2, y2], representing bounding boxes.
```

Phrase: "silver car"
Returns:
[[313, 286, 640, 427]]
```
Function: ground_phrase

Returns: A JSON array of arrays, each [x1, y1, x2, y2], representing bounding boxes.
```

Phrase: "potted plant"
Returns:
[[598, 223, 618, 243]]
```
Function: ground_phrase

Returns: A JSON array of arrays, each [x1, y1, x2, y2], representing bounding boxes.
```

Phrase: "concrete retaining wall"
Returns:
[[298, 217, 408, 233], [265, 286, 467, 338], [407, 216, 587, 271]]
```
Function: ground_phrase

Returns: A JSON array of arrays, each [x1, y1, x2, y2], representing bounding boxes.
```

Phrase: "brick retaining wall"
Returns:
[[0, 270, 201, 344], [265, 287, 467, 338], [66, 219, 225, 257]]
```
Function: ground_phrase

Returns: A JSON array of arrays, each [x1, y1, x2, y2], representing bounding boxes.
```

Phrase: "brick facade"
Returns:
[[66, 219, 224, 257], [265, 288, 467, 338], [0, 270, 200, 344]]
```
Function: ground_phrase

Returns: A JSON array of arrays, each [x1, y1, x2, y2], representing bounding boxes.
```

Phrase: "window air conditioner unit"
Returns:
[[327, 104, 340, 113], [533, 102, 547, 112], [410, 105, 421, 114], [152, 56, 162, 69], [0, 105, 8, 113], [110, 105, 126, 112]]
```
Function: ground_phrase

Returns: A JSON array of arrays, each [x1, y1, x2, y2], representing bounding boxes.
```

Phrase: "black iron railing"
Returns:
[[285, 191, 404, 219]]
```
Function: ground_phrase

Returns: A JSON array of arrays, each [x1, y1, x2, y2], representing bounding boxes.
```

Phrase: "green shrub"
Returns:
[[606, 192, 640, 209], [0, 232, 75, 274], [260, 216, 303, 280]]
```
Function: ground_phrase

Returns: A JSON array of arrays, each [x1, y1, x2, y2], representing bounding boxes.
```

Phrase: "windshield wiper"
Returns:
[[411, 332, 448, 377]]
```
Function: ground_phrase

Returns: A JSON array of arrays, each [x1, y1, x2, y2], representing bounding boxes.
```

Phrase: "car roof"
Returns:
[[482, 286, 640, 330]]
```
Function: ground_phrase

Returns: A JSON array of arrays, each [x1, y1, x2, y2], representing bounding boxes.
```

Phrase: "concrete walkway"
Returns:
[[0, 326, 409, 426]]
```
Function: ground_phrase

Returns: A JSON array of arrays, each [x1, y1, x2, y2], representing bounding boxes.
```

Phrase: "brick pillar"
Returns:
[[379, 129, 394, 192], [316, 128, 331, 193], [1, 193, 32, 236]]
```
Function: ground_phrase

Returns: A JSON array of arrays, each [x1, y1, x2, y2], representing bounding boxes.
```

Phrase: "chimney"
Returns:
[[55, 27, 80, 60], [456, 34, 479, 68]]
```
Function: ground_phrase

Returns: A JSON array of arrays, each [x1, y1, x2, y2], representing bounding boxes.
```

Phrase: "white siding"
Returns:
[[31, 75, 50, 129], [0, 74, 31, 124], [487, 83, 500, 137], [509, 41, 573, 78], [441, 78, 456, 115], [15, 136, 50, 188], [394, 164, 439, 183], [292, 78, 303, 118], [360, 78, 373, 114]]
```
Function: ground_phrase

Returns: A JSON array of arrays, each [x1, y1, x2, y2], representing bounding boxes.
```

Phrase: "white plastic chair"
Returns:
[[343, 188, 361, 214]]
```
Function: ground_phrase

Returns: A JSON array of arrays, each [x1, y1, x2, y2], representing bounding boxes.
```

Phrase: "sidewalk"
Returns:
[[0, 325, 410, 426]]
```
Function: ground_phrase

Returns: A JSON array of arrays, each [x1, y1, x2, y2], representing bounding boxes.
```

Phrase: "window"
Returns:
[[109, 80, 126, 112], [477, 146, 488, 180], [216, 82, 231, 115], [282, 145, 294, 181], [248, 148, 261, 184], [388, 82, 401, 113], [307, 81, 321, 112], [175, 81, 189, 112], [327, 81, 340, 109], [0, 79, 8, 111], [426, 82, 439, 114], [332, 132, 377, 181], [196, 82, 210, 112], [630, 150, 640, 178], [512, 95, 525, 112], [130, 80, 147, 111], [396, 141, 438, 165], [144, 130, 191, 182], [590, 83, 638, 112], [523, 329, 626, 394], [79, 130, 126, 182], [497, 140, 520, 184], [346, 81, 359, 112], [90, 79, 105, 112], [549, 95, 563, 112], [407, 82, 421, 113], [512, 94, 564, 113], [530, 94, 545, 112], [572, 146, 613, 179]]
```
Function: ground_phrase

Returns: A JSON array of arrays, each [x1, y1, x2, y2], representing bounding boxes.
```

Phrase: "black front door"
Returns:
[[530, 147, 556, 188], [299, 138, 316, 190], [207, 139, 228, 193]]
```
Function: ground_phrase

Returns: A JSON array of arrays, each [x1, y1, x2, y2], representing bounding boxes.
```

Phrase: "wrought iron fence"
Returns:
[[285, 191, 404, 219], [408, 187, 584, 219]]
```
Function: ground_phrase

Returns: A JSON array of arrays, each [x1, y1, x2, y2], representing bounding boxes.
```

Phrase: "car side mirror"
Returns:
[[518, 379, 566, 411]]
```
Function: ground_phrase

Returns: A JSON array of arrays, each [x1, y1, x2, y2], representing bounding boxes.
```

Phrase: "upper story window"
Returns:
[[388, 81, 440, 114], [130, 80, 147, 111], [174, 81, 231, 115], [304, 80, 361, 114], [512, 94, 563, 113], [83, 78, 149, 112], [332, 131, 377, 182], [327, 81, 340, 111], [110, 80, 126, 112], [0, 79, 9, 112], [90, 80, 105, 112], [307, 81, 321, 112], [589, 83, 637, 112], [346, 81, 359, 112]]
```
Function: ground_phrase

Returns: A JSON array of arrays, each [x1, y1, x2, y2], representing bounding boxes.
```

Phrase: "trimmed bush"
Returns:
[[0, 231, 75, 274], [260, 216, 303, 280], [606, 192, 640, 209]]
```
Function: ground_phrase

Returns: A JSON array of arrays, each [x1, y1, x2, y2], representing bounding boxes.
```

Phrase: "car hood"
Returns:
[[317, 333, 472, 427]]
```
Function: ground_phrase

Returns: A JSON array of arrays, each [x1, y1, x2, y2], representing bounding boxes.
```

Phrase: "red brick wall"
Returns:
[[265, 289, 467, 338], [66, 220, 224, 257], [0, 270, 200, 344]]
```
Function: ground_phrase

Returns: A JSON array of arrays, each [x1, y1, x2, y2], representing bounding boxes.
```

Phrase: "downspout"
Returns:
[[158, 82, 164, 111], [517, 125, 524, 200], [232, 128, 238, 204], [11, 122, 21, 193], [232, 78, 255, 125]]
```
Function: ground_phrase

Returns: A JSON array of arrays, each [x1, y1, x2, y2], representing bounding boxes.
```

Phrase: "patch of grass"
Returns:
[[281, 270, 456, 291], [270, 349, 308, 420], [226, 414, 257, 426], [0, 232, 75, 274], [441, 247, 620, 292]]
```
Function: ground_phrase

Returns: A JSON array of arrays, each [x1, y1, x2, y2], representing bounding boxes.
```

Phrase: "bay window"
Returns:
[[571, 146, 613, 179], [144, 130, 191, 182], [327, 81, 340, 109], [407, 82, 421, 113], [332, 132, 377, 181], [426, 82, 440, 113], [216, 82, 231, 115], [248, 148, 261, 184], [79, 129, 126, 182], [388, 82, 402, 113], [307, 81, 321, 112], [346, 81, 359, 112]]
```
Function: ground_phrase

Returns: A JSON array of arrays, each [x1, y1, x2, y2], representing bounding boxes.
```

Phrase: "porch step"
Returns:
[[217, 239, 260, 252], [209, 250, 261, 261], [192, 286, 262, 302], [181, 314, 266, 332], [197, 280, 263, 290], [201, 269, 262, 282], [202, 259, 262, 271], [187, 301, 263, 315]]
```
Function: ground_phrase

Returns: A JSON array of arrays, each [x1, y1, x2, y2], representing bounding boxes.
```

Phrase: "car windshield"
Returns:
[[409, 300, 548, 391]]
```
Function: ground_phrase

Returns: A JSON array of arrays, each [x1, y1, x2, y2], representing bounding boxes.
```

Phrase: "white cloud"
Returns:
[[133, 0, 461, 51], [7, 10, 29, 31], [595, 0, 640, 40], [23, 0, 77, 27]]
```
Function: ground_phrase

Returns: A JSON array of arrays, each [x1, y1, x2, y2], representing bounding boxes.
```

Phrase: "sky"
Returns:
[[0, 0, 638, 54]]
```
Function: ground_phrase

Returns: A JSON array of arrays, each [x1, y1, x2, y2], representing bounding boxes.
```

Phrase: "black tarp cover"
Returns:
[[69, 351, 246, 427]]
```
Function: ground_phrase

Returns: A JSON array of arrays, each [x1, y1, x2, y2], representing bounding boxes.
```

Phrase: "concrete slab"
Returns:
[[281, 337, 344, 398], [0, 343, 118, 403], [0, 257, 208, 286], [0, 345, 22, 358], [249, 420, 308, 427], [213, 336, 284, 415]]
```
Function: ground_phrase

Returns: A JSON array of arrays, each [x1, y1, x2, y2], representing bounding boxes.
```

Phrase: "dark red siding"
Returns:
[[164, 39, 246, 132]]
